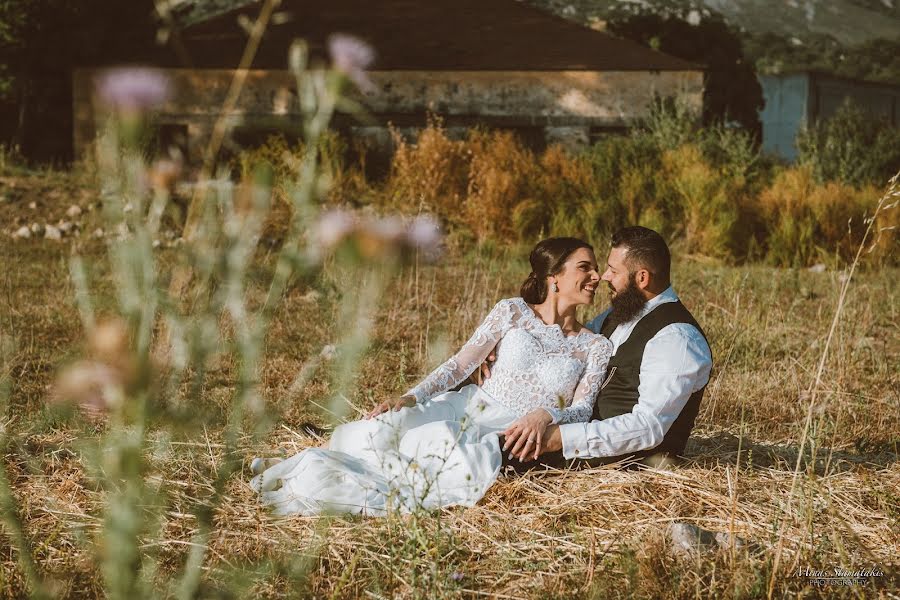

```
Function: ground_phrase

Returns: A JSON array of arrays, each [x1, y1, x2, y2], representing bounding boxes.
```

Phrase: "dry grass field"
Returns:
[[0, 167, 897, 599]]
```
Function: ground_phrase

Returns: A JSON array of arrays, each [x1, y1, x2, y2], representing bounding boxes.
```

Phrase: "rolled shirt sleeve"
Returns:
[[560, 322, 712, 459]]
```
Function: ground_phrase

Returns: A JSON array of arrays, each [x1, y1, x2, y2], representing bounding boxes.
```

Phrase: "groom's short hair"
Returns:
[[611, 226, 671, 285]]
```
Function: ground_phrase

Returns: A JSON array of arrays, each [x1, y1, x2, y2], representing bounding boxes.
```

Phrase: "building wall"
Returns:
[[810, 73, 899, 124], [760, 72, 900, 162], [759, 74, 810, 162], [74, 68, 702, 162]]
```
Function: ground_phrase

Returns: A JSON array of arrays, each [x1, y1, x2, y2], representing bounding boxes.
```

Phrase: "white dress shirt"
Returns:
[[559, 286, 712, 459]]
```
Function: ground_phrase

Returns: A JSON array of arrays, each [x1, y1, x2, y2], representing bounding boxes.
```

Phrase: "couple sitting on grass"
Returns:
[[250, 226, 713, 516]]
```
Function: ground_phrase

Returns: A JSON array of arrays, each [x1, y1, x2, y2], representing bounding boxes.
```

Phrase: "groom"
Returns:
[[500, 226, 713, 470]]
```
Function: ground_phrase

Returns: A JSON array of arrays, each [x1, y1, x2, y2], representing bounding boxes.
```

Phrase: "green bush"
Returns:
[[796, 99, 900, 188]]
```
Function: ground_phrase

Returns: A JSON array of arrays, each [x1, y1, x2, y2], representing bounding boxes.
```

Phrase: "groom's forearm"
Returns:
[[559, 413, 663, 459]]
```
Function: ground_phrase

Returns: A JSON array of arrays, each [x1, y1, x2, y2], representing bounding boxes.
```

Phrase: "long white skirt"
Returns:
[[251, 384, 516, 516]]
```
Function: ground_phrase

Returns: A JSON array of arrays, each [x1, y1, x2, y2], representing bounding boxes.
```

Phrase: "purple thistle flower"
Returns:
[[314, 209, 356, 249], [328, 33, 376, 93], [406, 215, 442, 251], [96, 68, 172, 112]]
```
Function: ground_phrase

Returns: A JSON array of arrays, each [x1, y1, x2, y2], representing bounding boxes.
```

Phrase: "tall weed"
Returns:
[[385, 116, 470, 222]]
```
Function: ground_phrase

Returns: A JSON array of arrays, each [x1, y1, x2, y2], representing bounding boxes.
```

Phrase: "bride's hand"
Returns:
[[502, 409, 553, 461], [365, 395, 416, 419]]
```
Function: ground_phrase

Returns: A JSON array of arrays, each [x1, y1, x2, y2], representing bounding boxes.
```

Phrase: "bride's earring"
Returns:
[[551, 282, 559, 293]]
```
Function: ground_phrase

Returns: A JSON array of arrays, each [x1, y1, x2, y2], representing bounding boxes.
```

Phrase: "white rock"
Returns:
[[28, 201, 36, 209], [123, 202, 133, 213], [13, 226, 31, 239], [57, 221, 74, 234], [30, 223, 44, 235], [44, 225, 62, 241], [92, 227, 104, 239], [808, 263, 826, 273], [152, 239, 161, 248], [669, 522, 751, 557], [66, 205, 82, 218], [669, 522, 718, 557]]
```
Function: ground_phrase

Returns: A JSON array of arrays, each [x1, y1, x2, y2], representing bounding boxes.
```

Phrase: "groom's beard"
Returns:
[[607, 277, 648, 326]]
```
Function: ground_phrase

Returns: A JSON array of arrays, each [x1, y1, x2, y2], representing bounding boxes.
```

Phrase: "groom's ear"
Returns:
[[634, 268, 652, 290]]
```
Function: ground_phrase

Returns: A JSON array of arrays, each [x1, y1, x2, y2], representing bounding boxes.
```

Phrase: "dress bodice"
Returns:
[[406, 298, 613, 423]]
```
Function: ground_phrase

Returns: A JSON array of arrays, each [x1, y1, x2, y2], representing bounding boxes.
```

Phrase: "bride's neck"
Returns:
[[531, 297, 579, 331]]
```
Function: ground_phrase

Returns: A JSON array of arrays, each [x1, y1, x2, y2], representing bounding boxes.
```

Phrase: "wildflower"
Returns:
[[405, 215, 443, 260], [148, 158, 183, 193], [356, 214, 402, 259], [450, 571, 464, 582], [95, 68, 172, 113], [313, 209, 356, 249], [369, 215, 405, 244], [53, 360, 124, 419], [328, 33, 376, 93], [51, 317, 136, 419], [89, 318, 128, 360]]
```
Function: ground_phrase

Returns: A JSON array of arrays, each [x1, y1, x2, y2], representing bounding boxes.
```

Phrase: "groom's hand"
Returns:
[[472, 346, 497, 385], [539, 425, 563, 456]]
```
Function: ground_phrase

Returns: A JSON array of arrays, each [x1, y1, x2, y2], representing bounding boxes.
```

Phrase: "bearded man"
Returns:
[[501, 226, 713, 469]]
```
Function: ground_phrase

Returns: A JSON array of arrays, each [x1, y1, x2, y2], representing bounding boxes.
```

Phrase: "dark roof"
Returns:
[[171, 0, 699, 71]]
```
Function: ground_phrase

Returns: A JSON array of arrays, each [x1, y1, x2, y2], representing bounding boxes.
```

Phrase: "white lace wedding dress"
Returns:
[[251, 297, 613, 516]]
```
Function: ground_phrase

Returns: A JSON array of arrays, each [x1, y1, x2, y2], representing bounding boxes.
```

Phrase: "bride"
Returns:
[[251, 237, 613, 515]]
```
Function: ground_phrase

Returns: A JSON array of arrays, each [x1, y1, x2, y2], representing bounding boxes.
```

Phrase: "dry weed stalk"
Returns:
[[766, 170, 899, 599]]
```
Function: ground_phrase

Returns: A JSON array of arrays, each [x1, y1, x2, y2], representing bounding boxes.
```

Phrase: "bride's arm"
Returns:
[[547, 337, 614, 424], [504, 337, 613, 461], [404, 299, 518, 403]]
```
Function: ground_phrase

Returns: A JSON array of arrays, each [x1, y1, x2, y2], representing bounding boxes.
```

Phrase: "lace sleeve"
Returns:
[[405, 299, 518, 403], [545, 336, 613, 424]]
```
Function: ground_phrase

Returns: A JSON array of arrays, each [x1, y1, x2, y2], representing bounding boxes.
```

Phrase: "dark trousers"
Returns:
[[499, 437, 681, 474]]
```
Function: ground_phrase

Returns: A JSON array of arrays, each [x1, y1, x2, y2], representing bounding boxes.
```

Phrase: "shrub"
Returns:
[[757, 165, 888, 266], [659, 144, 740, 259], [796, 99, 900, 188], [384, 117, 470, 223], [464, 129, 537, 241]]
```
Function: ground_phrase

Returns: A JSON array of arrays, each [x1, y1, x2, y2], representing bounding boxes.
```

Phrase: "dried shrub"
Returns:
[[758, 165, 891, 266], [384, 117, 470, 223], [660, 144, 740, 260], [464, 129, 537, 241]]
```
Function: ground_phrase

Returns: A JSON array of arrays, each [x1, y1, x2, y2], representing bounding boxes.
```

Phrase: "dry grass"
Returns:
[[0, 171, 898, 598]]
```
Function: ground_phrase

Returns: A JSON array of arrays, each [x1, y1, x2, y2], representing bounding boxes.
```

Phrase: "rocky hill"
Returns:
[[523, 0, 900, 46]]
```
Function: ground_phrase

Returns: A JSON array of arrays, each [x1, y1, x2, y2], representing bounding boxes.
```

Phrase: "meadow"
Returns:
[[0, 161, 897, 598]]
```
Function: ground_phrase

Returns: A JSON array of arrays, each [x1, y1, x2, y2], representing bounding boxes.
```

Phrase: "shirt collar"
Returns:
[[631, 285, 679, 322]]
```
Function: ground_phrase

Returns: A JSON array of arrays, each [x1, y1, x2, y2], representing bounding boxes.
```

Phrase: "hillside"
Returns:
[[523, 0, 900, 46]]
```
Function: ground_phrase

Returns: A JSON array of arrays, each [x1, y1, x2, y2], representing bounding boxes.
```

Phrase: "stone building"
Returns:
[[73, 0, 703, 163], [760, 71, 900, 161]]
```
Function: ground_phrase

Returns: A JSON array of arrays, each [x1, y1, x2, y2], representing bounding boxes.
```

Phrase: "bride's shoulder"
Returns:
[[491, 297, 527, 311], [579, 329, 613, 352]]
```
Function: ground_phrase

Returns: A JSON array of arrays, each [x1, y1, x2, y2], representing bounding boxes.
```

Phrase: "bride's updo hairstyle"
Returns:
[[520, 237, 593, 304]]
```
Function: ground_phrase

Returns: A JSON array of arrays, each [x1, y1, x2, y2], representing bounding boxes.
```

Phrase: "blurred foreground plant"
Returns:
[[0, 26, 442, 599]]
